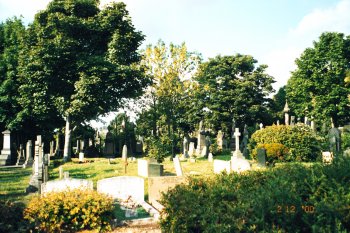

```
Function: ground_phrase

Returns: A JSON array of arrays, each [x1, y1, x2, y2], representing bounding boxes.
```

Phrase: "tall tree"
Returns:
[[137, 40, 201, 156], [286, 32, 350, 127], [194, 54, 275, 135], [18, 0, 148, 161], [0, 17, 25, 130]]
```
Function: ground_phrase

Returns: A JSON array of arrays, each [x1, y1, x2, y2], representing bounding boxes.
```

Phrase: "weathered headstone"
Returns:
[[27, 135, 44, 193], [97, 176, 144, 203], [23, 140, 33, 168], [16, 144, 25, 166], [284, 102, 290, 126], [183, 135, 189, 158], [290, 116, 295, 126], [50, 141, 54, 157], [196, 121, 206, 155], [122, 145, 128, 161], [328, 127, 341, 153], [0, 130, 12, 165], [138, 159, 163, 177], [59, 166, 64, 179], [213, 160, 231, 174], [188, 142, 195, 157], [257, 148, 266, 167], [216, 130, 224, 150], [41, 178, 93, 194], [173, 157, 183, 176], [104, 131, 115, 157], [240, 125, 249, 159]]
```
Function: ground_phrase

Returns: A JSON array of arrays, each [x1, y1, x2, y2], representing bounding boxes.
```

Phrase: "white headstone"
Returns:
[[41, 178, 93, 194], [259, 123, 263, 129], [79, 152, 84, 162], [213, 160, 231, 174], [0, 130, 12, 165], [138, 159, 149, 177], [231, 157, 251, 173], [97, 176, 144, 203], [173, 157, 183, 176], [188, 142, 195, 157], [122, 145, 128, 161], [208, 153, 213, 162]]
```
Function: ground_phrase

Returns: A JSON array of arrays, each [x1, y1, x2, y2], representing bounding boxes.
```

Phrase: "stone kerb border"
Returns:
[[97, 176, 144, 203]]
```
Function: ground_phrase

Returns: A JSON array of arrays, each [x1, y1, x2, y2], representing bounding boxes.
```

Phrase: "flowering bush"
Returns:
[[24, 189, 114, 232]]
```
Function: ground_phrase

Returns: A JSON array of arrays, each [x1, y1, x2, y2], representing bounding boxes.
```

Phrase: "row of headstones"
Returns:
[[26, 136, 50, 193]]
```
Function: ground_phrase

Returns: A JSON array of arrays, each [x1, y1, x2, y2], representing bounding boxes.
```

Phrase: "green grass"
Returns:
[[0, 155, 318, 204]]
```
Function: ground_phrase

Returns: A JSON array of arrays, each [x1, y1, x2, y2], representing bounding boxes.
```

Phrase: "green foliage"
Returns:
[[249, 124, 323, 162], [194, 54, 275, 135], [146, 136, 172, 163], [24, 189, 114, 232], [160, 157, 350, 232], [0, 200, 26, 232], [286, 32, 350, 126], [255, 143, 289, 164]]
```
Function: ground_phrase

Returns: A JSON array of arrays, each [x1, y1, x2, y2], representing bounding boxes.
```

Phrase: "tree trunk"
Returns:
[[63, 115, 72, 162]]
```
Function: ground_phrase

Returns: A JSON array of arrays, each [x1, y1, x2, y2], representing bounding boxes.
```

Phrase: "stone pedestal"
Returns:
[[0, 130, 12, 166]]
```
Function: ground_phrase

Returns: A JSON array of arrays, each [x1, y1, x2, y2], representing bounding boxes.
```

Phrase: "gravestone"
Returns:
[[201, 135, 210, 158], [50, 141, 54, 157], [231, 157, 251, 173], [328, 127, 341, 153], [213, 160, 231, 174], [232, 128, 243, 158], [0, 130, 12, 165], [259, 123, 263, 129], [208, 153, 213, 162], [284, 102, 290, 125], [23, 140, 33, 168], [229, 118, 236, 150], [148, 176, 186, 209], [16, 144, 25, 166], [104, 131, 115, 157], [240, 125, 249, 159], [97, 176, 144, 203], [27, 136, 44, 193], [138, 159, 163, 177], [257, 148, 266, 167], [216, 130, 224, 150], [196, 121, 206, 155], [79, 152, 84, 162], [122, 145, 128, 161], [43, 154, 49, 183], [188, 142, 195, 157], [59, 166, 64, 179], [290, 116, 295, 126], [183, 135, 189, 158], [41, 178, 93, 194], [173, 157, 183, 176], [311, 121, 316, 131]]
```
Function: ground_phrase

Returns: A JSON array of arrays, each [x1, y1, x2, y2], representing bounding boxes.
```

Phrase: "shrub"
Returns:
[[255, 143, 289, 164], [0, 200, 27, 232], [24, 189, 114, 232], [160, 157, 350, 232], [146, 137, 172, 163], [249, 123, 323, 162]]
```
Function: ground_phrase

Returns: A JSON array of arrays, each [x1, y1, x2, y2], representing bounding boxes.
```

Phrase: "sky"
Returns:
[[1, 0, 350, 126]]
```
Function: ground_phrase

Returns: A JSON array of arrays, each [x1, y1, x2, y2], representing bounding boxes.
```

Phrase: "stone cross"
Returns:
[[234, 128, 241, 153]]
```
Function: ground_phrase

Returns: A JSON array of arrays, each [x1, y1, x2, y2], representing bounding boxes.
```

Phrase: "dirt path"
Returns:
[[112, 222, 161, 233]]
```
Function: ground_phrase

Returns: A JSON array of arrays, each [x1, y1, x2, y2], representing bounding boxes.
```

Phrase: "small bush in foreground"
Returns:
[[0, 200, 26, 232], [24, 189, 114, 232], [160, 157, 350, 232]]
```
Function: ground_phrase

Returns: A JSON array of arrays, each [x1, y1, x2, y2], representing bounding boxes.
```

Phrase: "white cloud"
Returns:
[[264, 0, 350, 90]]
